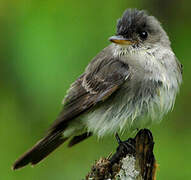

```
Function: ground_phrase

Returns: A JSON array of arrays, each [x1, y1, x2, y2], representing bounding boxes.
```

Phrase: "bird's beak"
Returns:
[[109, 35, 135, 45]]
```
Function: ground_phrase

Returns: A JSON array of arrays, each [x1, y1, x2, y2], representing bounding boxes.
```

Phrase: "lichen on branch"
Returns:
[[86, 129, 157, 180]]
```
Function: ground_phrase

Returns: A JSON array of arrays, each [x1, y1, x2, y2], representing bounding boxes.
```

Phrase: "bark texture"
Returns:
[[86, 129, 157, 180]]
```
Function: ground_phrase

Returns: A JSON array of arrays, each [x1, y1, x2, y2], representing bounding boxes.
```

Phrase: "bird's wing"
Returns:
[[50, 46, 130, 132], [12, 48, 130, 170]]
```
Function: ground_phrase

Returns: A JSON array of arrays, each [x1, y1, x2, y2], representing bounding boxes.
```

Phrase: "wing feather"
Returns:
[[50, 46, 130, 132]]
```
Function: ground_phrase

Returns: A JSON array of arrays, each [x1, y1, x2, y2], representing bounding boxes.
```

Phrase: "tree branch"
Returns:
[[86, 129, 157, 180]]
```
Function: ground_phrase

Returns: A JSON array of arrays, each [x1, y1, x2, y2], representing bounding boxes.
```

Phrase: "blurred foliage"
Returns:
[[0, 0, 190, 179]]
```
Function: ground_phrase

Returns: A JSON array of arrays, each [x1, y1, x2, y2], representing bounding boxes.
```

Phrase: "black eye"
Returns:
[[139, 31, 148, 40]]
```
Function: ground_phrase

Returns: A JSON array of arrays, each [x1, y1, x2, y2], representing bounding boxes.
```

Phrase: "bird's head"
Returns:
[[109, 9, 170, 49]]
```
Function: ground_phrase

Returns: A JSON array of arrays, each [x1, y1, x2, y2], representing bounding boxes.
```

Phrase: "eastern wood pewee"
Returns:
[[13, 9, 182, 170]]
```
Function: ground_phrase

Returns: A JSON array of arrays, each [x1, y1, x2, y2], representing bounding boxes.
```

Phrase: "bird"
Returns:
[[13, 8, 182, 170]]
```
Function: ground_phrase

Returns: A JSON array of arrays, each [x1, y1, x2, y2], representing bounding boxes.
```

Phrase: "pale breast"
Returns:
[[82, 77, 175, 137], [82, 45, 181, 137]]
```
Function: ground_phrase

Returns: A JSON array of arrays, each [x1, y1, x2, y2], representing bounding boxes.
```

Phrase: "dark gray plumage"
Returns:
[[117, 9, 147, 37]]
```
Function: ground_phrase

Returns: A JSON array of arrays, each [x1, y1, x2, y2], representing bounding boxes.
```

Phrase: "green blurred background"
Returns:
[[0, 0, 190, 179]]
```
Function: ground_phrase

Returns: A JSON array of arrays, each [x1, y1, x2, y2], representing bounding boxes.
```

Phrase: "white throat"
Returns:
[[111, 43, 175, 87]]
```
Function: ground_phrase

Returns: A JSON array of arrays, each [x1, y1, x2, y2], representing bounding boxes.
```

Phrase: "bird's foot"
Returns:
[[115, 132, 135, 152], [109, 133, 136, 165]]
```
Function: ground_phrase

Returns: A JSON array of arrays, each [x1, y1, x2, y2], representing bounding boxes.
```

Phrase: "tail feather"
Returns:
[[13, 131, 67, 170]]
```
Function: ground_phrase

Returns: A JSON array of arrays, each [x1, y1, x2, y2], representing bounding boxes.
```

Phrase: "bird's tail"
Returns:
[[12, 131, 67, 170]]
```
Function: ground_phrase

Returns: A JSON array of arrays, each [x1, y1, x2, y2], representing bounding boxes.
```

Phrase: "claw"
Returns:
[[115, 133, 135, 152], [110, 133, 136, 165]]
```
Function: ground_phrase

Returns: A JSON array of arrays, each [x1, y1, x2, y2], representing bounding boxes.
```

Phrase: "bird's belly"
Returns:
[[81, 81, 175, 137]]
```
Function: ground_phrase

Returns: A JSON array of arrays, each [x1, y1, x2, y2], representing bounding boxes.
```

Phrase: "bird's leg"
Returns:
[[110, 133, 136, 165], [115, 132, 135, 151], [115, 132, 122, 144]]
